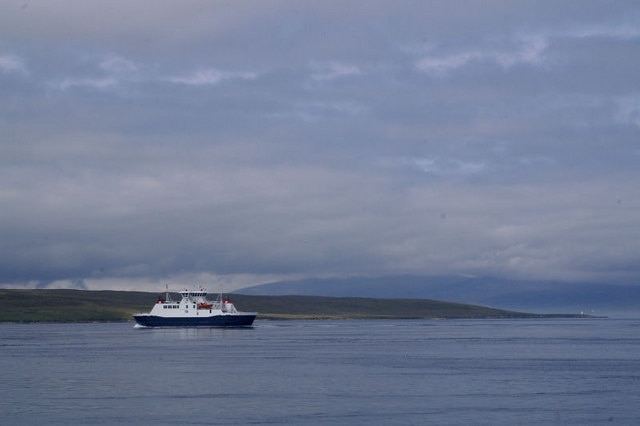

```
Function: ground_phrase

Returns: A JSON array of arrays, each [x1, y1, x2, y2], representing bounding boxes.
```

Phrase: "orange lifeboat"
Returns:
[[198, 302, 213, 309]]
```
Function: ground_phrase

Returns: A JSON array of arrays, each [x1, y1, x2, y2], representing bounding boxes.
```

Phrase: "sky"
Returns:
[[1, 1, 639, 292]]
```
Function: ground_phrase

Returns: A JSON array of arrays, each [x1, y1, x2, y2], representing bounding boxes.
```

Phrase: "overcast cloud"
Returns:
[[1, 1, 639, 291]]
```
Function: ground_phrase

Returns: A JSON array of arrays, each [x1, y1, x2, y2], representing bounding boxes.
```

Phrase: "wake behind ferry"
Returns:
[[133, 287, 256, 327]]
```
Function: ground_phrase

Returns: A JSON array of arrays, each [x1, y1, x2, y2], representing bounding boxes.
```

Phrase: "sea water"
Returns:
[[1, 318, 639, 425]]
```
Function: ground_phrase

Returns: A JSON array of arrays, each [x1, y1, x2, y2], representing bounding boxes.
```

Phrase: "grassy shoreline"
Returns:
[[0, 289, 591, 323]]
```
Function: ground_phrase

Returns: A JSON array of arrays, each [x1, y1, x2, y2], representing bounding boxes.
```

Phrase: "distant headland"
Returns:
[[0, 289, 595, 323]]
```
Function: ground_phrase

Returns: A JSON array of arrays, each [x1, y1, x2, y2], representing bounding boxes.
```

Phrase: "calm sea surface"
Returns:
[[1, 318, 639, 425]]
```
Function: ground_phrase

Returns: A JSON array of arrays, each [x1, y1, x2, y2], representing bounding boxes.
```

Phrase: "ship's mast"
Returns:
[[218, 283, 225, 305]]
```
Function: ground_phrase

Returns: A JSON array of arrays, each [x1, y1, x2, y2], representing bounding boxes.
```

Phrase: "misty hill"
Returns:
[[237, 276, 640, 317], [0, 289, 585, 323]]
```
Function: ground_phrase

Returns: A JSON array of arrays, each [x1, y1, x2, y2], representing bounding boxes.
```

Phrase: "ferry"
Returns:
[[133, 287, 257, 327]]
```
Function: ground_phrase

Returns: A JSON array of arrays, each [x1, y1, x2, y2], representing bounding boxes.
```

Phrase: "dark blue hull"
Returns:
[[133, 314, 256, 327]]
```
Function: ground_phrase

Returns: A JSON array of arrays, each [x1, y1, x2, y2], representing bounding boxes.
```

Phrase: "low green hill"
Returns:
[[0, 289, 586, 323]]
